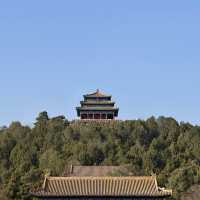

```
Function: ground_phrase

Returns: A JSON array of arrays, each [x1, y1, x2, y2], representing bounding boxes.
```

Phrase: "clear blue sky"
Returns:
[[0, 1, 200, 126]]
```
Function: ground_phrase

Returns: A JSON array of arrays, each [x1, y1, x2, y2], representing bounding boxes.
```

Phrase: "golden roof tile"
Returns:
[[32, 176, 172, 198]]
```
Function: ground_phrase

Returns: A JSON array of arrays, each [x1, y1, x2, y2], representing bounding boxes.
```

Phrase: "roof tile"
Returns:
[[32, 176, 172, 197]]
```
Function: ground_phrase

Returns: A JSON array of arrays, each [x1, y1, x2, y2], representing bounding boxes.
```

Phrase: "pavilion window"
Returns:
[[88, 113, 94, 119], [94, 113, 100, 119], [81, 113, 87, 119], [107, 113, 114, 119], [101, 113, 106, 119]]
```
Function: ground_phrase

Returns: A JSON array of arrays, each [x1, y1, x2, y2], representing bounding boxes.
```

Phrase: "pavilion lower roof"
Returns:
[[31, 176, 172, 198], [76, 107, 119, 117], [76, 107, 119, 111], [81, 101, 115, 105]]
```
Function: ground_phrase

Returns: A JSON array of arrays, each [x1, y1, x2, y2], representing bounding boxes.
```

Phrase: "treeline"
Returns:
[[0, 112, 200, 200]]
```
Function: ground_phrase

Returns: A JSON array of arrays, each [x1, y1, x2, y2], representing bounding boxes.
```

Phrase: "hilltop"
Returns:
[[0, 111, 200, 200]]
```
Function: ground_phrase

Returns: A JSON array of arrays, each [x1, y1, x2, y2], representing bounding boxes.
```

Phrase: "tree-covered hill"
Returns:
[[0, 112, 200, 200]]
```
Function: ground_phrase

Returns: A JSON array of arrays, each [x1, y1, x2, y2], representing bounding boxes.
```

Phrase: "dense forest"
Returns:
[[0, 112, 200, 200]]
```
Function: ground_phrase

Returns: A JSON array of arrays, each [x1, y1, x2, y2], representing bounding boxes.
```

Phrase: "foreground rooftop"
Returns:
[[31, 166, 172, 198]]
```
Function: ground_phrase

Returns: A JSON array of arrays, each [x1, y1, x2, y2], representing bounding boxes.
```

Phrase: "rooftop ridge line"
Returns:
[[47, 176, 157, 180]]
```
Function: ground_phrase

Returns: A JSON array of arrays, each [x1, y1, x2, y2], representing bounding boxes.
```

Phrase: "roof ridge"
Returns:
[[47, 176, 156, 180], [84, 89, 111, 97]]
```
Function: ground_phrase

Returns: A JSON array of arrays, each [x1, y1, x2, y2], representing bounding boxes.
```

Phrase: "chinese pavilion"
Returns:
[[31, 165, 172, 199], [76, 90, 119, 120]]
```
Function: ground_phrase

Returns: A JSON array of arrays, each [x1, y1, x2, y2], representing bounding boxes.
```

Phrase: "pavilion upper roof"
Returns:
[[84, 89, 111, 98]]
